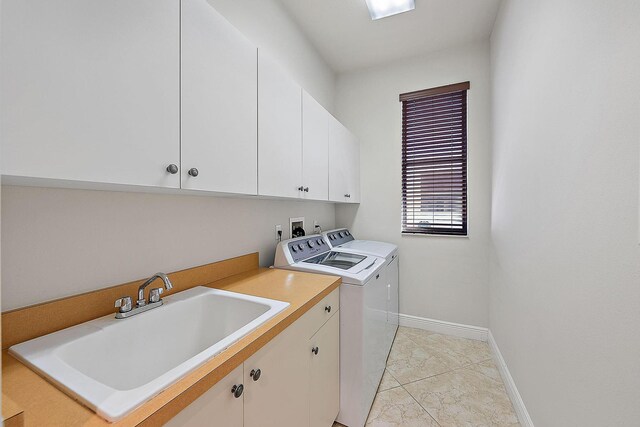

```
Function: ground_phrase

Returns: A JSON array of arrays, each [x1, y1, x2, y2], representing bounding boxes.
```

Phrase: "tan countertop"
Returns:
[[2, 267, 341, 427], [2, 393, 25, 427]]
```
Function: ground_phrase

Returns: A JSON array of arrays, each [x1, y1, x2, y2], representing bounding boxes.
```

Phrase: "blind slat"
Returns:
[[401, 83, 468, 236]]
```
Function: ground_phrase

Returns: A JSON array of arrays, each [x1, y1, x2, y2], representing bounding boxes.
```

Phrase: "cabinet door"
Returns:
[[310, 311, 340, 427], [165, 365, 244, 427], [244, 319, 310, 427], [1, 0, 180, 188], [181, 0, 257, 194], [258, 51, 303, 198], [345, 132, 361, 203], [302, 91, 329, 201], [328, 117, 350, 202]]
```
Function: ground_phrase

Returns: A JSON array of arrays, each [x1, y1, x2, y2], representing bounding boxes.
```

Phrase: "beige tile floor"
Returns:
[[334, 326, 520, 427]]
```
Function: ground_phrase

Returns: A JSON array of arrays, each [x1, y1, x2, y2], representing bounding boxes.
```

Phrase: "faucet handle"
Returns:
[[149, 288, 163, 304], [115, 296, 133, 313]]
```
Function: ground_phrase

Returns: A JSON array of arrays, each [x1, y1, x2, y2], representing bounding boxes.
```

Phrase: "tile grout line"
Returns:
[[391, 357, 494, 389], [378, 359, 443, 425], [380, 328, 515, 425], [395, 358, 495, 427], [401, 382, 442, 427]]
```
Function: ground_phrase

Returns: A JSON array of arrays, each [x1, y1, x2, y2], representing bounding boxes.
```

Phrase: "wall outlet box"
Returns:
[[290, 217, 305, 238], [275, 224, 282, 242]]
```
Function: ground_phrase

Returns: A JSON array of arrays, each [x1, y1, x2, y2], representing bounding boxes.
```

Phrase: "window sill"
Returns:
[[401, 232, 469, 239]]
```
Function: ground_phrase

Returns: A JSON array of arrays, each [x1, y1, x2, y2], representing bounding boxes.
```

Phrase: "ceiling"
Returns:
[[276, 0, 501, 73]]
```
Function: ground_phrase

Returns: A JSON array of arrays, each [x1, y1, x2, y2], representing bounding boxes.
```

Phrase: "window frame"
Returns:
[[399, 81, 470, 237]]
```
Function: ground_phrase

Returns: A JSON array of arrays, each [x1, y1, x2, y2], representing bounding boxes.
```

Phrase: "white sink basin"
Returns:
[[9, 286, 289, 421]]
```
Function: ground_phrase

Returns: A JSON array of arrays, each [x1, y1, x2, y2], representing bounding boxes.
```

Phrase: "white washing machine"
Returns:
[[274, 235, 388, 427], [323, 229, 399, 358]]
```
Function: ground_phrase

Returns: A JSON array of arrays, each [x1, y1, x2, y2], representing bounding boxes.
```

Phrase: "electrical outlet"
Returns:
[[275, 225, 282, 242]]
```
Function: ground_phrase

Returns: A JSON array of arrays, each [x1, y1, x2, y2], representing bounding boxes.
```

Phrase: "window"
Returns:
[[400, 82, 469, 236]]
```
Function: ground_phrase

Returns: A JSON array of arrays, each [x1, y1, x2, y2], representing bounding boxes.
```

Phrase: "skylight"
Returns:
[[365, 0, 415, 20]]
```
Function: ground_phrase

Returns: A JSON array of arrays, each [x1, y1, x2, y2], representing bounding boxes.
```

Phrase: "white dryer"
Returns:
[[274, 235, 388, 427], [323, 229, 399, 358]]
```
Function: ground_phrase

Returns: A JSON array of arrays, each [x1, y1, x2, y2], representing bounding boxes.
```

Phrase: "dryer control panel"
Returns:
[[325, 228, 355, 247], [288, 236, 329, 263]]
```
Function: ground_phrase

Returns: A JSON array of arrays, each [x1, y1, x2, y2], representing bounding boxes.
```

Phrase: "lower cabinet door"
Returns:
[[310, 311, 340, 427], [165, 365, 244, 427], [244, 320, 310, 427]]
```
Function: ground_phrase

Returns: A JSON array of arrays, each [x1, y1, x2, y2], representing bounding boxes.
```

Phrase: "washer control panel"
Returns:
[[325, 228, 355, 247], [288, 236, 329, 263]]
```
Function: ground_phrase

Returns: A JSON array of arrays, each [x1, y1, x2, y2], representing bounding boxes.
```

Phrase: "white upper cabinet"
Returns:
[[302, 91, 330, 201], [329, 117, 361, 203], [1, 1, 360, 204], [258, 51, 303, 198], [181, 0, 257, 194], [0, 0, 180, 188]]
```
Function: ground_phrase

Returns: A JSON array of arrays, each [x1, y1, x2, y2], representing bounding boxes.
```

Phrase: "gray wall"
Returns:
[[335, 41, 493, 327], [490, 0, 640, 425], [1, 186, 335, 310]]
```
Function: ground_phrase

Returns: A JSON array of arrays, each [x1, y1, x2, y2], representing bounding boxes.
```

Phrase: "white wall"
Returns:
[[0, 0, 337, 311], [208, 0, 336, 113], [1, 186, 334, 310], [335, 42, 492, 327], [490, 1, 640, 425]]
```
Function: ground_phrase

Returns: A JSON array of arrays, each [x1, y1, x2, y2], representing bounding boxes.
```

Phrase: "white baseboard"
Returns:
[[488, 330, 534, 427], [398, 313, 488, 341]]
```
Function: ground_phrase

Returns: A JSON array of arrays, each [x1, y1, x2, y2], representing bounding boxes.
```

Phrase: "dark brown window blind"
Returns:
[[400, 81, 469, 236]]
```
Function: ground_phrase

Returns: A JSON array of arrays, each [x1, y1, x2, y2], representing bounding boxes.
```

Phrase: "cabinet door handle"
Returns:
[[231, 384, 244, 398], [325, 305, 331, 313], [311, 346, 319, 355], [303, 187, 309, 192], [298, 186, 304, 191], [166, 164, 178, 174], [188, 168, 199, 177], [250, 369, 261, 381], [376, 274, 380, 279]]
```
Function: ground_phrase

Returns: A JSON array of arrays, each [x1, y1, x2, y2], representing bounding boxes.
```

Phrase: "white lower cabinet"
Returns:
[[166, 289, 340, 427], [164, 365, 244, 427], [243, 315, 310, 427], [310, 312, 340, 427]]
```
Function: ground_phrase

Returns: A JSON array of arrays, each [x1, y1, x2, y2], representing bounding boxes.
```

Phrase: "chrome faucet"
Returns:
[[137, 272, 173, 307], [114, 272, 173, 319]]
